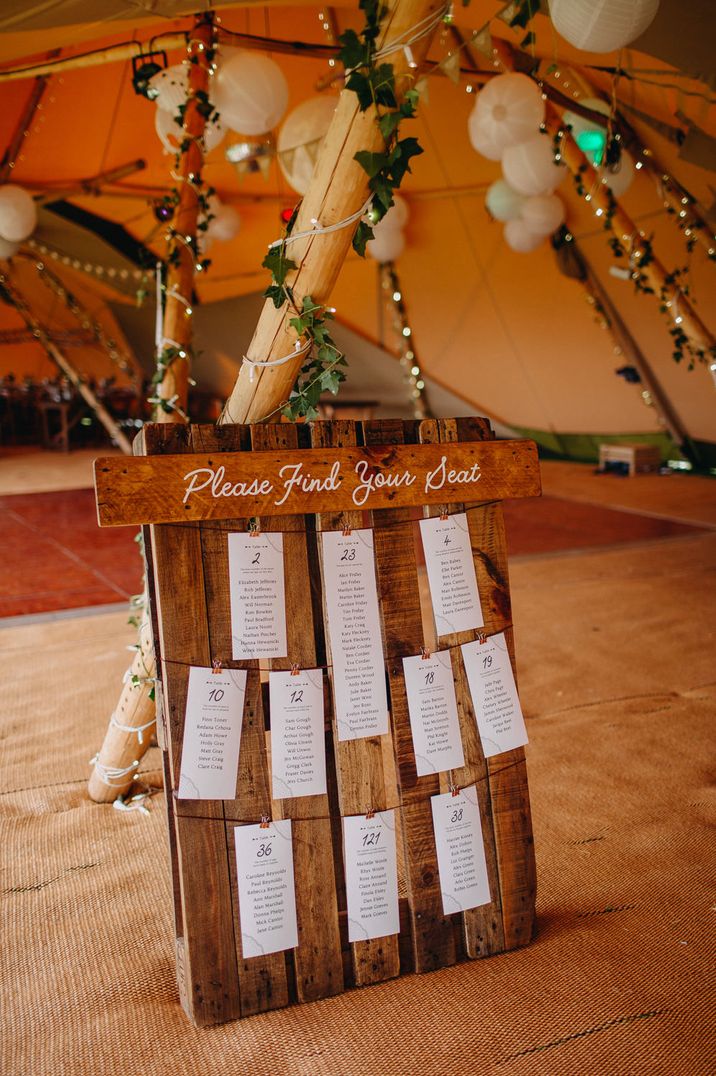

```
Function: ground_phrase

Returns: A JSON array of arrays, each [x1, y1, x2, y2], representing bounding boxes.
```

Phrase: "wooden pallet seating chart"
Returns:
[[94, 417, 540, 1026]]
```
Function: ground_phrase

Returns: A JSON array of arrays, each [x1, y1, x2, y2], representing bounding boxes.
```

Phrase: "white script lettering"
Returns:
[[424, 455, 482, 494], [182, 465, 274, 505], [352, 459, 416, 507], [274, 460, 342, 507]]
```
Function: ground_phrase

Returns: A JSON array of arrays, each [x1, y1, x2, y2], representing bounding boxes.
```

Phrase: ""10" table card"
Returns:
[[402, 650, 465, 776], [269, 669, 327, 799], [461, 632, 529, 757], [419, 513, 484, 636], [178, 666, 247, 800], [228, 531, 287, 660], [234, 820, 299, 958], [431, 786, 491, 915], [343, 810, 400, 943]]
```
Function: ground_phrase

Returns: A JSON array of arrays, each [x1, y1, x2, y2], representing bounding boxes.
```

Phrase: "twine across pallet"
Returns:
[[94, 416, 540, 1027]]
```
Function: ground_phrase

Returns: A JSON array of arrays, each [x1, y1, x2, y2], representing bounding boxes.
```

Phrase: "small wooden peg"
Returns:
[[477, 632, 487, 645], [259, 815, 271, 829], [290, 663, 300, 676], [365, 807, 375, 820], [420, 646, 431, 660], [450, 785, 460, 798], [211, 659, 222, 674], [248, 517, 261, 537]]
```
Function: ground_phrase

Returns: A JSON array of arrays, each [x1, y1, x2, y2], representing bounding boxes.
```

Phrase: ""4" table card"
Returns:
[[269, 669, 327, 799], [419, 513, 484, 636], [321, 529, 389, 741], [461, 632, 529, 757], [234, 820, 299, 958], [402, 650, 465, 776], [431, 786, 491, 915], [177, 666, 247, 800], [343, 810, 400, 943], [228, 531, 287, 660]]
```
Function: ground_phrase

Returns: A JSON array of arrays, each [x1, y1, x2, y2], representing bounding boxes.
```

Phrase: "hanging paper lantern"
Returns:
[[0, 185, 37, 243], [485, 179, 525, 222], [367, 218, 406, 263], [0, 235, 19, 259], [149, 64, 189, 112], [563, 97, 610, 164], [520, 193, 566, 236], [154, 107, 224, 154], [471, 73, 545, 154], [379, 195, 409, 231], [277, 96, 337, 195], [598, 151, 635, 197], [207, 201, 241, 243], [502, 135, 564, 196], [549, 0, 660, 53], [503, 219, 545, 253], [213, 51, 289, 136], [468, 112, 505, 161]]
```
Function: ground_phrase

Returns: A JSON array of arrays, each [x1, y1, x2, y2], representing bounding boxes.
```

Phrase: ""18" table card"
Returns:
[[269, 669, 327, 799], [234, 820, 299, 958], [178, 666, 247, 800], [402, 650, 465, 776], [461, 632, 529, 757], [419, 512, 484, 636], [343, 810, 400, 943], [228, 531, 287, 660], [431, 786, 491, 915]]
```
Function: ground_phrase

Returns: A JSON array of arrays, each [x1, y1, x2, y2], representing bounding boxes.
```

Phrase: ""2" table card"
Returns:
[[228, 531, 287, 660], [269, 669, 327, 799], [177, 666, 247, 800], [234, 820, 299, 958], [402, 650, 465, 776], [321, 529, 389, 741], [419, 512, 484, 636], [343, 810, 400, 943], [431, 786, 491, 915], [461, 632, 529, 757]]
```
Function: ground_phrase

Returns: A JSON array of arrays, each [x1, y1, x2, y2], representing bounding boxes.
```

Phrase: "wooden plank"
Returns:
[[365, 418, 456, 975], [251, 422, 344, 1004], [310, 419, 400, 987], [94, 435, 542, 526]]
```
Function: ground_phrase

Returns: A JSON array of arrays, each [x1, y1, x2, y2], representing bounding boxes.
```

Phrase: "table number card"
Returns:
[[343, 811, 400, 943], [269, 669, 327, 799], [234, 820, 299, 958], [177, 666, 247, 800], [321, 529, 389, 741], [461, 632, 529, 757], [431, 786, 491, 915], [419, 513, 484, 636], [228, 531, 287, 660], [402, 651, 465, 776]]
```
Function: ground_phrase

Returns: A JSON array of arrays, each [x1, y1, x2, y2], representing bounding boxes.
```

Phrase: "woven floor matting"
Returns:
[[2, 533, 715, 1075]]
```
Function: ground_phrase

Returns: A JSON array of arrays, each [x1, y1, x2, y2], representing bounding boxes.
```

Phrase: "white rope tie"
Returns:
[[242, 337, 312, 383], [113, 789, 155, 816], [268, 196, 374, 251], [110, 712, 157, 745], [90, 754, 140, 787], [372, 5, 450, 64]]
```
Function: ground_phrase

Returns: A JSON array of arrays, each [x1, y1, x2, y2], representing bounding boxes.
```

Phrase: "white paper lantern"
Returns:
[[471, 73, 544, 153], [504, 219, 545, 253], [0, 235, 19, 259], [502, 135, 564, 196], [214, 51, 289, 136], [550, 0, 659, 53], [207, 201, 241, 243], [0, 185, 37, 243], [155, 106, 224, 154], [520, 193, 565, 236], [485, 179, 525, 222], [468, 111, 506, 161], [367, 219, 405, 263], [277, 96, 336, 195], [379, 195, 409, 231], [149, 64, 189, 112], [598, 151, 635, 197]]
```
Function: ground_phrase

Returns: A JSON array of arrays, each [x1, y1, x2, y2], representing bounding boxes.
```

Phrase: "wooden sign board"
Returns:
[[93, 438, 540, 527], [112, 417, 538, 1027]]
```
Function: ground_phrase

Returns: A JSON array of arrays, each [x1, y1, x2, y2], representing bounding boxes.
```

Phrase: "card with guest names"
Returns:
[[402, 650, 465, 776], [461, 632, 528, 758], [343, 811, 400, 943], [269, 669, 327, 800], [234, 820, 299, 959], [228, 531, 287, 660], [177, 666, 247, 800], [431, 786, 491, 915], [419, 512, 484, 636]]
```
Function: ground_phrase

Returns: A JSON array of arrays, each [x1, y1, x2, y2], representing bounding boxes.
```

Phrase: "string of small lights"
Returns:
[[380, 261, 429, 420]]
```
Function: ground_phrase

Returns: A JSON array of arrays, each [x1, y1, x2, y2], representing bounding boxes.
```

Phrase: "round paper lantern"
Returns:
[[502, 135, 564, 196], [207, 202, 241, 243], [367, 219, 405, 263], [0, 235, 19, 259], [485, 179, 525, 222], [468, 111, 505, 161], [504, 219, 545, 253], [549, 0, 659, 53], [214, 51, 289, 135], [471, 73, 544, 153], [520, 193, 565, 235], [599, 151, 635, 196], [155, 107, 224, 154], [149, 64, 189, 112], [0, 185, 37, 242], [277, 96, 336, 195], [379, 195, 409, 231]]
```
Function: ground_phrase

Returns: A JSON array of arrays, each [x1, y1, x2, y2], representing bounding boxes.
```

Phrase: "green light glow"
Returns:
[[576, 129, 606, 165]]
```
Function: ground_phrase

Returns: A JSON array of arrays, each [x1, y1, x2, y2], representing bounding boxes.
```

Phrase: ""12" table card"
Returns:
[[228, 531, 287, 660], [431, 786, 491, 915], [234, 820, 299, 958], [402, 650, 465, 776], [419, 512, 484, 636], [269, 669, 327, 799], [343, 811, 400, 943], [461, 632, 529, 757], [321, 529, 389, 741], [177, 666, 247, 800]]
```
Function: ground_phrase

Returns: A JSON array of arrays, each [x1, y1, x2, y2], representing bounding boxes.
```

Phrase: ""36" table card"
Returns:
[[234, 820, 299, 958]]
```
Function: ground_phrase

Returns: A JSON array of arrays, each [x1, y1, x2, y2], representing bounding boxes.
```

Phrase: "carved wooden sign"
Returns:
[[94, 438, 540, 526]]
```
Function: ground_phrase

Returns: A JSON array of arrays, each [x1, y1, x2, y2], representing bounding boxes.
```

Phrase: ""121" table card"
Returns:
[[343, 810, 400, 943], [419, 512, 484, 636], [431, 786, 491, 915], [269, 669, 327, 799], [234, 820, 299, 958], [461, 632, 529, 757], [402, 650, 465, 776], [321, 529, 389, 741], [228, 531, 287, 660], [177, 666, 247, 800]]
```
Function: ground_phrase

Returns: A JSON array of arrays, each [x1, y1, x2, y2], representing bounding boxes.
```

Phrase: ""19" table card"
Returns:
[[234, 820, 299, 958], [228, 531, 287, 660], [461, 632, 529, 757], [402, 650, 465, 776], [343, 810, 400, 943], [269, 669, 327, 799], [178, 666, 247, 800], [419, 512, 484, 636], [431, 786, 491, 915]]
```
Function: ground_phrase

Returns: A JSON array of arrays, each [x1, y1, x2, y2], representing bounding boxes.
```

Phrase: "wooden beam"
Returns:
[[35, 159, 147, 205]]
